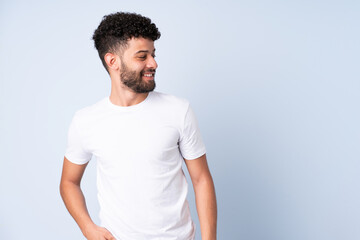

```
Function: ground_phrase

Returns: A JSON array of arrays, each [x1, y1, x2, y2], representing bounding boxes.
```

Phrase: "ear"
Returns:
[[104, 53, 120, 71]]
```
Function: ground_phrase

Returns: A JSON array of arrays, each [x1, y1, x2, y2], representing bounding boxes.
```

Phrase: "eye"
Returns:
[[152, 54, 156, 58], [138, 55, 146, 60]]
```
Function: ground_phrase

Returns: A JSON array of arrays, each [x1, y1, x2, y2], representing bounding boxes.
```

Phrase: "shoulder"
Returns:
[[151, 91, 190, 110], [72, 97, 108, 124]]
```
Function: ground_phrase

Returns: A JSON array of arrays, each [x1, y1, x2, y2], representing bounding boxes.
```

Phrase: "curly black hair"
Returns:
[[92, 12, 161, 72]]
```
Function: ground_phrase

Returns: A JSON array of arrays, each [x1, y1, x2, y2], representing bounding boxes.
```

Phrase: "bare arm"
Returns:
[[59, 157, 115, 240], [185, 154, 217, 240]]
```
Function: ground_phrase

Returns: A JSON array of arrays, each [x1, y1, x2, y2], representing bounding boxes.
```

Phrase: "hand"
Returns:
[[83, 223, 116, 240]]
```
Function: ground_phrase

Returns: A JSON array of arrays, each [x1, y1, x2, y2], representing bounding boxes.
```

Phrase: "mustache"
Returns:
[[141, 69, 156, 74]]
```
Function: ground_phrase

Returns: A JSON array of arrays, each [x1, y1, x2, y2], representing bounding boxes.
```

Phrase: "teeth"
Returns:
[[144, 74, 153, 77]]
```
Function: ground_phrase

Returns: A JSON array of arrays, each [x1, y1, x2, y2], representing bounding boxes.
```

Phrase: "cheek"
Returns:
[[136, 64, 146, 73], [129, 62, 145, 71]]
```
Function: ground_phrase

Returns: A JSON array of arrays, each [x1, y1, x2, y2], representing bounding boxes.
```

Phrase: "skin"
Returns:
[[106, 37, 158, 107], [184, 154, 217, 240], [60, 37, 217, 240]]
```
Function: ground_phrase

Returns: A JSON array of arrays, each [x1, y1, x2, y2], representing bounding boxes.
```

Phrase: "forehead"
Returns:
[[125, 37, 155, 54]]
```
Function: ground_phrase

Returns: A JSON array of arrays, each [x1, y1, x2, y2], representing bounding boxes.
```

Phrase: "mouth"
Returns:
[[142, 71, 155, 79], [143, 73, 154, 77]]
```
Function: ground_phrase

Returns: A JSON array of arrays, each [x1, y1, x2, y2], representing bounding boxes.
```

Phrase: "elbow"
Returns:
[[59, 180, 66, 199], [192, 172, 214, 188], [59, 179, 73, 199]]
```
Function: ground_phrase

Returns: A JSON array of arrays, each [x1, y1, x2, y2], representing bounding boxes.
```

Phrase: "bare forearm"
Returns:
[[194, 176, 217, 240], [59, 181, 95, 236]]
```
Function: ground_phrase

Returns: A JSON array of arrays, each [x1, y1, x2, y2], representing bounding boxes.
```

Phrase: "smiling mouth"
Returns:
[[142, 70, 156, 78], [143, 73, 154, 77]]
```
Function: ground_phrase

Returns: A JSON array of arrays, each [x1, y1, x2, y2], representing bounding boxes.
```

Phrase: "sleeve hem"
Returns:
[[64, 154, 90, 165], [182, 148, 206, 160]]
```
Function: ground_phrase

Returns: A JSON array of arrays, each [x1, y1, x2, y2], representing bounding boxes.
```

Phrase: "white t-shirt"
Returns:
[[65, 91, 206, 240]]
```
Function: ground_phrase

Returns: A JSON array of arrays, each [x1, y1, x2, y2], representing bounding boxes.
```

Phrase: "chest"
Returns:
[[84, 112, 181, 172]]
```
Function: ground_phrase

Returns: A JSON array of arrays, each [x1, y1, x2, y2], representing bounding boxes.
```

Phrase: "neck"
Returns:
[[109, 80, 149, 107]]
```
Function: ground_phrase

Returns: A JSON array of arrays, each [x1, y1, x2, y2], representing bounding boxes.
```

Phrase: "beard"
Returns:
[[120, 61, 156, 93]]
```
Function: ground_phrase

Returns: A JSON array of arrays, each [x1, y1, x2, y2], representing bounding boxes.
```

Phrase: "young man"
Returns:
[[60, 12, 217, 240]]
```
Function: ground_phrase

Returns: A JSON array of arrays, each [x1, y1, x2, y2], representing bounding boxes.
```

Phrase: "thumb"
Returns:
[[104, 229, 116, 240]]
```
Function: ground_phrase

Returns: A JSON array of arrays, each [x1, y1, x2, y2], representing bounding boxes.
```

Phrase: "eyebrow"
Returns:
[[135, 49, 156, 54]]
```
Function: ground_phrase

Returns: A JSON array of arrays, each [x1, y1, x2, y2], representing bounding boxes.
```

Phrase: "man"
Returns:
[[60, 12, 217, 240]]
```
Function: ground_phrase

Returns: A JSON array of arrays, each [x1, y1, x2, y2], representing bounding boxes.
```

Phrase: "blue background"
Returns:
[[1, 0, 359, 239]]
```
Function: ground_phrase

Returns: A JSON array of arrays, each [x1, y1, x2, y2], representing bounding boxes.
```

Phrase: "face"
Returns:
[[118, 37, 158, 93]]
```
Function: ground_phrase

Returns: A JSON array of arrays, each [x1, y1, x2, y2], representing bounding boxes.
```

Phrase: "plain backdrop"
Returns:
[[0, 0, 359, 239]]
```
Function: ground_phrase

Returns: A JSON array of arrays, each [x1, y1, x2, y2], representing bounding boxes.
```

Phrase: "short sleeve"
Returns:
[[64, 114, 92, 165], [178, 104, 206, 160]]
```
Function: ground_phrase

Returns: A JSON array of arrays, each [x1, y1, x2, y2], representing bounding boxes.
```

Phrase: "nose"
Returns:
[[146, 56, 158, 70]]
